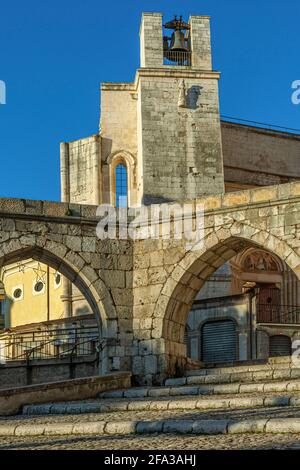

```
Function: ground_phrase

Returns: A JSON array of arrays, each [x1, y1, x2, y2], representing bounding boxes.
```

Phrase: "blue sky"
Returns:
[[1, 0, 299, 202]]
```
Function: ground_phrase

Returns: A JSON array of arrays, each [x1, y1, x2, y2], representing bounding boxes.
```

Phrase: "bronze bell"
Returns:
[[170, 29, 188, 52]]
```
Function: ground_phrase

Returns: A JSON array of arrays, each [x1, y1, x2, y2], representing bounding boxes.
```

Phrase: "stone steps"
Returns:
[[187, 357, 296, 377], [22, 361, 300, 418], [166, 368, 300, 387], [17, 360, 300, 437], [98, 378, 300, 399], [14, 358, 300, 440], [3, 416, 300, 436], [22, 393, 300, 416]]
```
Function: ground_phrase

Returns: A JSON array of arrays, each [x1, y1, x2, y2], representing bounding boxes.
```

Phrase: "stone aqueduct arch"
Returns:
[[1, 182, 300, 383], [0, 202, 120, 376], [130, 183, 300, 383], [154, 227, 300, 380], [0, 240, 116, 375]]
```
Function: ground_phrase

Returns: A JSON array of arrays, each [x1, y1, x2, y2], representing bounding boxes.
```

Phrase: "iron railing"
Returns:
[[221, 115, 300, 135], [0, 326, 100, 362], [257, 304, 300, 324], [164, 50, 192, 66]]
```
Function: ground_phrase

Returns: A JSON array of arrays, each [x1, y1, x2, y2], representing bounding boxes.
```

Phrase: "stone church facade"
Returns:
[[1, 12, 300, 383]]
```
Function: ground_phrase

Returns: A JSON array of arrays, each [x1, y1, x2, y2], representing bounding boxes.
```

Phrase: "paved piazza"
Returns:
[[2, 433, 300, 450]]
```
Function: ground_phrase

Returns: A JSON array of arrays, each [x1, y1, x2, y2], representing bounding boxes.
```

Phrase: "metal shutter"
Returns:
[[184, 328, 190, 357], [269, 335, 291, 357], [202, 320, 237, 364]]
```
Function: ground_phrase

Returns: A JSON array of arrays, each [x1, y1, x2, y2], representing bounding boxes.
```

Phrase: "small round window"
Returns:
[[13, 288, 22, 299], [34, 281, 44, 293], [55, 273, 61, 286]]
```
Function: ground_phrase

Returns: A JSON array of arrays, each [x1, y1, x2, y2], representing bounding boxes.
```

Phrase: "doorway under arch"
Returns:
[[154, 231, 300, 379]]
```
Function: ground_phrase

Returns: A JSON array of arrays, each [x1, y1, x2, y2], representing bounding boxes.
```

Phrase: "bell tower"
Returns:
[[137, 13, 224, 205]]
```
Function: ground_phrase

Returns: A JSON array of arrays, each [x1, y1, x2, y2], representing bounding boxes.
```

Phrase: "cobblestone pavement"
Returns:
[[2, 433, 300, 450]]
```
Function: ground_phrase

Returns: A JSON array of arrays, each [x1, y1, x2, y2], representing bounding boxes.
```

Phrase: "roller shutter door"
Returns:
[[202, 320, 237, 364], [269, 335, 291, 357], [184, 328, 190, 357]]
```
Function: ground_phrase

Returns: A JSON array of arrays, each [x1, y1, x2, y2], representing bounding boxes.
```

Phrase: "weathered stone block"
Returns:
[[105, 421, 137, 435], [72, 422, 106, 434], [192, 420, 228, 435], [228, 419, 266, 434]]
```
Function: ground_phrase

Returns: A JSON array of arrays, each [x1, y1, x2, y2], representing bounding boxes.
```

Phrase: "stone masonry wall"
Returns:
[[189, 16, 212, 70], [140, 13, 163, 68], [1, 182, 300, 383], [0, 357, 98, 389], [222, 122, 300, 187], [138, 69, 224, 205], [130, 182, 300, 383], [138, 13, 224, 205], [100, 84, 138, 205], [64, 135, 100, 205], [0, 198, 133, 377]]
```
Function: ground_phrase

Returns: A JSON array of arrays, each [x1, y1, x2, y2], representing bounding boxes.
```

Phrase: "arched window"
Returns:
[[115, 163, 128, 207], [107, 151, 136, 207]]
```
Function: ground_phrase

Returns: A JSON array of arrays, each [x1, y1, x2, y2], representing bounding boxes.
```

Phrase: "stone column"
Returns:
[[92, 135, 101, 205], [60, 142, 70, 203], [60, 142, 72, 318], [61, 276, 73, 318]]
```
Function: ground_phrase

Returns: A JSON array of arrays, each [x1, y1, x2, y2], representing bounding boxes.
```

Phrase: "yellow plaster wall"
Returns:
[[1, 261, 64, 328]]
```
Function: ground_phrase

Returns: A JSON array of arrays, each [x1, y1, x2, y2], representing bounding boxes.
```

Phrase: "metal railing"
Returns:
[[221, 115, 300, 136], [257, 304, 300, 324], [164, 50, 192, 66], [0, 326, 100, 362]]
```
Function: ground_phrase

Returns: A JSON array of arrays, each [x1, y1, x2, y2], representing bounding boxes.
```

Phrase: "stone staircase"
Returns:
[[4, 357, 300, 437]]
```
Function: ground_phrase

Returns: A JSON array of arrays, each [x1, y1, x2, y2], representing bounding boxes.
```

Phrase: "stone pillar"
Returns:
[[92, 135, 101, 205], [60, 142, 72, 318], [60, 142, 70, 203], [189, 16, 212, 70], [61, 276, 73, 318], [140, 13, 163, 68]]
